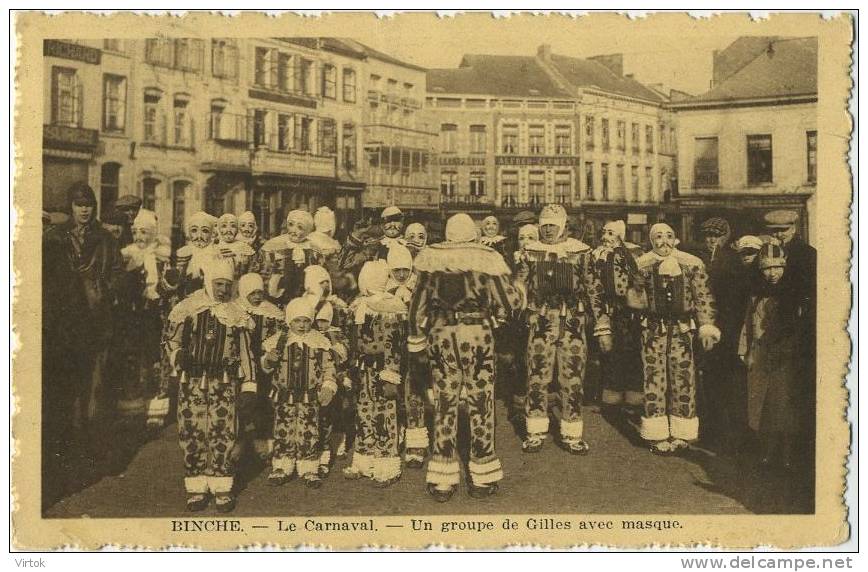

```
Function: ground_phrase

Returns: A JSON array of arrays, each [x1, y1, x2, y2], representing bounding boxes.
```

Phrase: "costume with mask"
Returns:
[[515, 204, 610, 453], [216, 213, 255, 279], [163, 258, 257, 509], [591, 220, 645, 407], [376, 206, 406, 260], [261, 297, 337, 486], [307, 206, 342, 258], [627, 223, 720, 453], [237, 273, 285, 454], [737, 243, 807, 467], [117, 209, 177, 424], [303, 264, 352, 474], [343, 260, 407, 486], [479, 215, 508, 258], [403, 222, 428, 259], [311, 299, 352, 474], [238, 211, 267, 275], [407, 214, 523, 499], [175, 211, 219, 297], [384, 243, 427, 467], [261, 210, 325, 306]]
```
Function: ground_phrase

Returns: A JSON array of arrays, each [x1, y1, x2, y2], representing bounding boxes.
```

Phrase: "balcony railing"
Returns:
[[251, 137, 336, 178], [363, 124, 436, 152], [440, 194, 492, 206], [500, 195, 572, 208]]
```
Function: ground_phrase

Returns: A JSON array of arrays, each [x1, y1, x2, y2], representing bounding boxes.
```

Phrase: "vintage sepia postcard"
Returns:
[[11, 10, 855, 550]]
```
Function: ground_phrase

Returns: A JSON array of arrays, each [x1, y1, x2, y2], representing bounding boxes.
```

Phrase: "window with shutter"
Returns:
[[278, 53, 291, 92], [254, 47, 269, 87], [585, 116, 595, 150], [102, 74, 126, 133], [501, 170, 518, 205], [322, 64, 337, 99], [143, 89, 163, 144], [342, 68, 356, 102], [52, 67, 81, 127]]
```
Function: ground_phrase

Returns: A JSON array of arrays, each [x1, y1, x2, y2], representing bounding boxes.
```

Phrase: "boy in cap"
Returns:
[[262, 296, 337, 489], [114, 194, 143, 247], [627, 223, 720, 455], [261, 209, 325, 306], [163, 258, 258, 512], [408, 214, 523, 501], [592, 220, 644, 410], [343, 260, 407, 487], [516, 204, 612, 455]]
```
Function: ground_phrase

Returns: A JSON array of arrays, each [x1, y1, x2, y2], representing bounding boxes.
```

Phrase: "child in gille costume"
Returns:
[[236, 273, 286, 460], [312, 300, 351, 476], [343, 260, 407, 486], [163, 258, 258, 513], [385, 243, 428, 469], [261, 297, 337, 489]]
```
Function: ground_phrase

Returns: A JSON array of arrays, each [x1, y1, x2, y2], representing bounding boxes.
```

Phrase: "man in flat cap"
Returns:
[[113, 195, 143, 248], [763, 210, 816, 315]]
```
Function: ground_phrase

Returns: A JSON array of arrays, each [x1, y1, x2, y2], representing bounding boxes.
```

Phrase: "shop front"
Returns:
[[42, 124, 99, 212]]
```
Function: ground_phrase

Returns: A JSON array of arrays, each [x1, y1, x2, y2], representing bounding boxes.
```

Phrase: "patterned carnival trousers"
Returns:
[[426, 321, 502, 488], [177, 374, 238, 494], [272, 401, 321, 478], [638, 323, 699, 442], [349, 368, 401, 480], [525, 309, 588, 441]]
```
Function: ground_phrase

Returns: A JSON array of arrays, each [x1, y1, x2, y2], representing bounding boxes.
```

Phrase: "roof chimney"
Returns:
[[589, 53, 624, 76], [537, 44, 552, 63]]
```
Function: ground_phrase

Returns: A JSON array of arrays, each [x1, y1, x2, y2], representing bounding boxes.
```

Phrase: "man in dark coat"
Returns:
[[42, 182, 125, 508], [762, 210, 817, 470]]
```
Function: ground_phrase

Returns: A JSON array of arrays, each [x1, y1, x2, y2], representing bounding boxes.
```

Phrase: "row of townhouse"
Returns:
[[42, 35, 818, 247], [42, 36, 435, 242], [426, 45, 677, 244], [426, 39, 817, 245]]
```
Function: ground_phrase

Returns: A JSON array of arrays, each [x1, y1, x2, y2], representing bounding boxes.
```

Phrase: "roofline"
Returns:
[[669, 93, 818, 111], [580, 87, 664, 107], [424, 90, 575, 101]]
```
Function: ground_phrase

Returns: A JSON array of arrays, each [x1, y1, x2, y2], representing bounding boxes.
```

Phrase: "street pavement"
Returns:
[[44, 400, 813, 518]]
